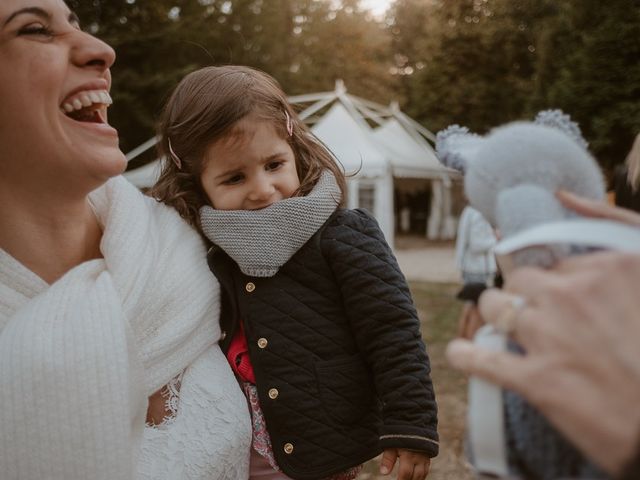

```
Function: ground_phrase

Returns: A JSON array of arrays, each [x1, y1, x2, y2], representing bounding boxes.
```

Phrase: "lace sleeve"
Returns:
[[146, 372, 183, 429]]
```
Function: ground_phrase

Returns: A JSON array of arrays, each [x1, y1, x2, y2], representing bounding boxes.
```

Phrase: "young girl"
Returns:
[[150, 66, 439, 480]]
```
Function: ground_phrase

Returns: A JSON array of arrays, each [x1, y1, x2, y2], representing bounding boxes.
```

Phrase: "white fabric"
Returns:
[[468, 325, 509, 476], [455, 206, 497, 278], [138, 348, 251, 480], [494, 218, 640, 275], [0, 176, 251, 479]]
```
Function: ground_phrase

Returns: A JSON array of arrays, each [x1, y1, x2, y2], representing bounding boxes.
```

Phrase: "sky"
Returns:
[[360, 0, 395, 16]]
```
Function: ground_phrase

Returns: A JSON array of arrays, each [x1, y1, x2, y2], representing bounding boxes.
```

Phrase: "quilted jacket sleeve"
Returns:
[[321, 209, 439, 457]]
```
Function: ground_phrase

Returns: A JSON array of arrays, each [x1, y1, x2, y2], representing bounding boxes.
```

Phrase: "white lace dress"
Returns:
[[137, 346, 252, 479]]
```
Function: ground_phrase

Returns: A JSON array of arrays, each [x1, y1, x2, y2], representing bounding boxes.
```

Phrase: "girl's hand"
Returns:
[[380, 448, 431, 479]]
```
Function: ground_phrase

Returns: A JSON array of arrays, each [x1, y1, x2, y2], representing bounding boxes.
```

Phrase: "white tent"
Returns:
[[124, 80, 458, 245], [308, 102, 395, 245], [291, 81, 459, 243], [369, 116, 457, 240], [372, 117, 442, 177]]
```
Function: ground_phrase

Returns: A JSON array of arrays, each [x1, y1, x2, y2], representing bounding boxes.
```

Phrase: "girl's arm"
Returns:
[[321, 209, 439, 457]]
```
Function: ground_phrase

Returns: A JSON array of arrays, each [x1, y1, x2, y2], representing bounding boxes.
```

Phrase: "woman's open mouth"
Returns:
[[60, 90, 112, 124]]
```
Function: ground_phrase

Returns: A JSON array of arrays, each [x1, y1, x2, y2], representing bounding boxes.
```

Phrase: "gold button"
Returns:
[[245, 282, 256, 293], [283, 442, 294, 454], [257, 338, 268, 349], [268, 388, 279, 399]]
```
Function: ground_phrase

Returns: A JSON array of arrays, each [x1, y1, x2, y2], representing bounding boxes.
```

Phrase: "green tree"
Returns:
[[391, 0, 551, 133], [68, 0, 397, 155], [537, 0, 640, 170]]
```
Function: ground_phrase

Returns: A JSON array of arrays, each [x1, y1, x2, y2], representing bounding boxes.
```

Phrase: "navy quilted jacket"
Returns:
[[207, 209, 438, 480]]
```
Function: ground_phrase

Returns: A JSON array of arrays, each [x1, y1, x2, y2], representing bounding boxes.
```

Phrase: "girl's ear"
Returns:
[[436, 125, 484, 174], [533, 109, 588, 151]]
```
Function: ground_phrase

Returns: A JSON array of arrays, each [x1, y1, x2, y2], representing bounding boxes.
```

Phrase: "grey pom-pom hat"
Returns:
[[436, 110, 605, 239]]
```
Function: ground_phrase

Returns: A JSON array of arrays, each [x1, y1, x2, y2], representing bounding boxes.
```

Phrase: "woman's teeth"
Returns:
[[61, 90, 112, 115]]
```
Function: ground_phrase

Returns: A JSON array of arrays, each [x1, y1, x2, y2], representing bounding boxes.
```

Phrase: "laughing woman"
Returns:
[[0, 1, 251, 479]]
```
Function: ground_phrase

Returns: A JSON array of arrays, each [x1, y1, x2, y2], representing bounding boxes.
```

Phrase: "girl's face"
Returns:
[[200, 116, 300, 211], [0, 0, 125, 195]]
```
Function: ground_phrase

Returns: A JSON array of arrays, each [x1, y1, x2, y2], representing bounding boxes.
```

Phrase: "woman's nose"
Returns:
[[71, 31, 116, 73]]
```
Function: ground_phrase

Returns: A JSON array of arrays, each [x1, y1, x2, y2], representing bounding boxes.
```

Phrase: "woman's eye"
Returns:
[[19, 23, 53, 36]]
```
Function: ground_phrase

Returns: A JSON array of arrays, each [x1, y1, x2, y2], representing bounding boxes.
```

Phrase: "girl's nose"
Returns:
[[248, 177, 275, 201], [70, 30, 116, 73]]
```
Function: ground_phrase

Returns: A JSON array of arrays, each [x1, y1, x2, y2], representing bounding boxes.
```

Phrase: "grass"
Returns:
[[357, 281, 474, 480]]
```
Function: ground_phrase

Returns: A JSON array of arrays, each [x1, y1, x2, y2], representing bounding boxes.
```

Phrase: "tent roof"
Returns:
[[311, 103, 388, 178], [293, 80, 455, 180], [372, 118, 451, 178], [124, 80, 456, 187]]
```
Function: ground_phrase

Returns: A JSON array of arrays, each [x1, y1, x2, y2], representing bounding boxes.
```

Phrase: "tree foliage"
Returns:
[[67, 0, 640, 172], [390, 0, 640, 171]]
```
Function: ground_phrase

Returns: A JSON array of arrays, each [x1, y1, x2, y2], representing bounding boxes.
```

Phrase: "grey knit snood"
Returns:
[[200, 171, 341, 277]]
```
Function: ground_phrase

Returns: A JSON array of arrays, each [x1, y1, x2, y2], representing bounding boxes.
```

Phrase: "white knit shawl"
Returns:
[[0, 176, 220, 479]]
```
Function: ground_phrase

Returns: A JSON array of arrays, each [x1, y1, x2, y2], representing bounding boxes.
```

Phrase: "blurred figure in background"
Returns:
[[613, 133, 640, 212], [454, 205, 498, 339], [455, 205, 497, 285]]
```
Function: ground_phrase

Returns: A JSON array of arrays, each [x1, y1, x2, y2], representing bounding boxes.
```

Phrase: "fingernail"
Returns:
[[380, 466, 390, 475]]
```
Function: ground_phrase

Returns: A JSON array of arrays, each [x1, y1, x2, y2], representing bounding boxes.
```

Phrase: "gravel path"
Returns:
[[394, 244, 460, 284]]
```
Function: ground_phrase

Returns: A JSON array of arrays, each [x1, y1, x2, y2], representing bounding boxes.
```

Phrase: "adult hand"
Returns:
[[446, 251, 640, 475], [379, 448, 431, 479], [556, 190, 640, 226]]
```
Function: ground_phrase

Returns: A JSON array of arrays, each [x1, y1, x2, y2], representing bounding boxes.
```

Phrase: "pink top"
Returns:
[[226, 322, 256, 384]]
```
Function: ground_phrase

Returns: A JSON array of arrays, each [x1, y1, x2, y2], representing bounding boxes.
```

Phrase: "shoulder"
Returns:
[[463, 206, 482, 221], [323, 208, 382, 236], [320, 208, 390, 259], [458, 206, 476, 226], [93, 175, 177, 222], [96, 177, 209, 261]]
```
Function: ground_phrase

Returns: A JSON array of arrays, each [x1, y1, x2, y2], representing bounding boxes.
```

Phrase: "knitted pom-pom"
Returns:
[[435, 125, 482, 174], [534, 109, 588, 150]]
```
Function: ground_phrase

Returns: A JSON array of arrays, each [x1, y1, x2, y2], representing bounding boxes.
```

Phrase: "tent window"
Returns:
[[358, 183, 375, 214]]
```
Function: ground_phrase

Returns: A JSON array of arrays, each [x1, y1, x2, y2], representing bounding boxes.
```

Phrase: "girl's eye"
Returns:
[[18, 23, 53, 36], [222, 174, 244, 185], [266, 161, 283, 171]]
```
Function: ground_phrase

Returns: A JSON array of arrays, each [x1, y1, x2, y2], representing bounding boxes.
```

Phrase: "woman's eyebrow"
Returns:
[[2, 7, 77, 29], [2, 7, 51, 28]]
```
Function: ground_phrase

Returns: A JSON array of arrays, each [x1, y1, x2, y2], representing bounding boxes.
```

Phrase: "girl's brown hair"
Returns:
[[149, 65, 347, 229]]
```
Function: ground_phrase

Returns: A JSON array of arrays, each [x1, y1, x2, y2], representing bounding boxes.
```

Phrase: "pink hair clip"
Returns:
[[167, 138, 182, 170], [285, 111, 294, 137]]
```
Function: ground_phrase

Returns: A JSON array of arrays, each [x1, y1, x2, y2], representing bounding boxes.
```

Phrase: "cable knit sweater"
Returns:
[[0, 176, 251, 480]]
